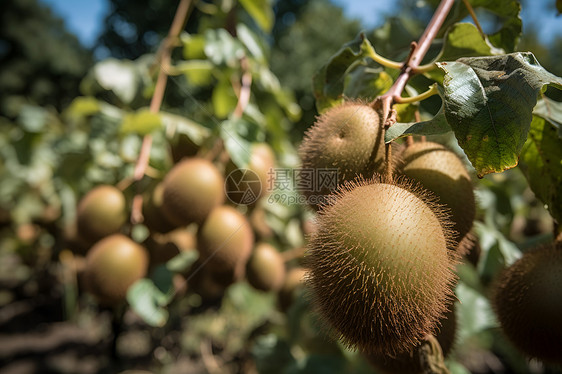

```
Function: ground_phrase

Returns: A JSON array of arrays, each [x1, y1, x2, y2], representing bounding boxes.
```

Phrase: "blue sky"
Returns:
[[41, 0, 562, 48]]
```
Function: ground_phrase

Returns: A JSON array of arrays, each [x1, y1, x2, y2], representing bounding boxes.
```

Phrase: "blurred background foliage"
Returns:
[[0, 0, 560, 373]]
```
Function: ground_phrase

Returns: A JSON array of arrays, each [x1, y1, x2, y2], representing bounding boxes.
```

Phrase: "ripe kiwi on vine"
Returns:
[[161, 158, 225, 226], [397, 141, 475, 244], [299, 101, 385, 209], [491, 241, 562, 365], [76, 185, 127, 243], [306, 176, 458, 355], [142, 182, 177, 234], [196, 205, 254, 282], [246, 242, 286, 292], [83, 234, 149, 306]]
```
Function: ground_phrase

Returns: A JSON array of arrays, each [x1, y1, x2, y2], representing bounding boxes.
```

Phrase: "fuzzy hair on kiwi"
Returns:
[[491, 241, 562, 365], [306, 174, 459, 356], [298, 100, 385, 208]]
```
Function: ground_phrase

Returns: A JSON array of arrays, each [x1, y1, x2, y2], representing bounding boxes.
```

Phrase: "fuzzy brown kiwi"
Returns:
[[161, 158, 225, 226], [491, 241, 562, 364], [399, 141, 475, 244], [77, 185, 127, 243], [84, 234, 148, 306], [197, 205, 254, 282], [298, 101, 385, 209], [365, 304, 458, 374], [307, 176, 458, 356], [225, 143, 275, 205], [246, 242, 286, 292]]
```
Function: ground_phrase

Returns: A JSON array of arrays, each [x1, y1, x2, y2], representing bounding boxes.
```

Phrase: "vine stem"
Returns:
[[130, 0, 194, 224]]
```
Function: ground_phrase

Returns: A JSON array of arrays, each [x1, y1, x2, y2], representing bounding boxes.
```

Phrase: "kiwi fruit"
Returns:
[[398, 141, 475, 244], [84, 234, 149, 306], [142, 182, 176, 234], [77, 185, 127, 243], [197, 205, 254, 282], [307, 177, 457, 355], [246, 242, 286, 292], [225, 143, 275, 205], [365, 304, 457, 374], [491, 241, 562, 364], [299, 101, 385, 208], [161, 158, 225, 226], [278, 266, 307, 311]]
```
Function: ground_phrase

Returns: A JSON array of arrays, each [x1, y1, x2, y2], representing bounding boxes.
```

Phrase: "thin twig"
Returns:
[[130, 0, 194, 224], [461, 0, 485, 39]]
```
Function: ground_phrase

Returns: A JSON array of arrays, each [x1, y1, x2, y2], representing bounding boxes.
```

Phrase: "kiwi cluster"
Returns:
[[491, 241, 562, 365], [70, 140, 293, 307], [299, 100, 477, 357]]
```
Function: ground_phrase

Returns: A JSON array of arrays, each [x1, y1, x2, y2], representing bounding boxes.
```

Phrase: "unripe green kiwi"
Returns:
[[197, 205, 254, 282], [398, 141, 475, 244], [492, 241, 562, 364], [77, 185, 127, 243], [225, 143, 275, 205], [142, 183, 176, 234], [299, 102, 385, 208], [365, 304, 458, 374], [161, 158, 225, 226], [84, 234, 148, 306], [246, 242, 286, 292], [307, 177, 457, 355], [278, 266, 307, 311]]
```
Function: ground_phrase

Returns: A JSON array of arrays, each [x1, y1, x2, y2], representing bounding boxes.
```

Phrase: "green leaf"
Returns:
[[166, 250, 199, 273], [176, 60, 214, 87], [532, 96, 562, 138], [437, 52, 562, 177], [121, 108, 162, 135], [89, 58, 140, 104], [17, 105, 51, 133], [204, 29, 245, 67], [160, 111, 211, 146], [312, 33, 375, 112], [342, 64, 393, 102], [127, 278, 169, 327], [385, 102, 451, 143], [181, 33, 206, 60], [220, 118, 265, 168], [238, 0, 274, 33], [455, 283, 497, 344], [236, 23, 266, 63], [66, 96, 101, 117], [439, 23, 496, 61], [519, 116, 562, 223], [212, 77, 238, 119]]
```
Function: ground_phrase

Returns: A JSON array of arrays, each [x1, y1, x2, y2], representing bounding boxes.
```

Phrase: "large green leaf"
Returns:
[[519, 116, 562, 224], [204, 29, 245, 67], [437, 52, 562, 177], [220, 118, 265, 168], [120, 108, 162, 135], [176, 60, 214, 87], [312, 33, 377, 112], [127, 277, 170, 327], [438, 23, 496, 61], [238, 0, 274, 33], [212, 77, 238, 119]]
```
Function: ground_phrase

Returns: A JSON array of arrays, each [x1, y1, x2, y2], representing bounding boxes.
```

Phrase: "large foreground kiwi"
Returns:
[[299, 102, 385, 208], [246, 242, 286, 292], [77, 185, 127, 243], [399, 141, 475, 244], [307, 177, 457, 355], [197, 205, 254, 282], [161, 158, 225, 226], [84, 234, 148, 306], [225, 143, 275, 205], [492, 241, 562, 364]]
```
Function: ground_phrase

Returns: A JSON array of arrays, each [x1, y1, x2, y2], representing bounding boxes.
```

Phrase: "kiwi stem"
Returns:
[[418, 334, 450, 374], [376, 0, 455, 129], [384, 142, 393, 180], [130, 0, 195, 224], [365, 45, 403, 70], [461, 0, 485, 39], [394, 84, 439, 104]]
